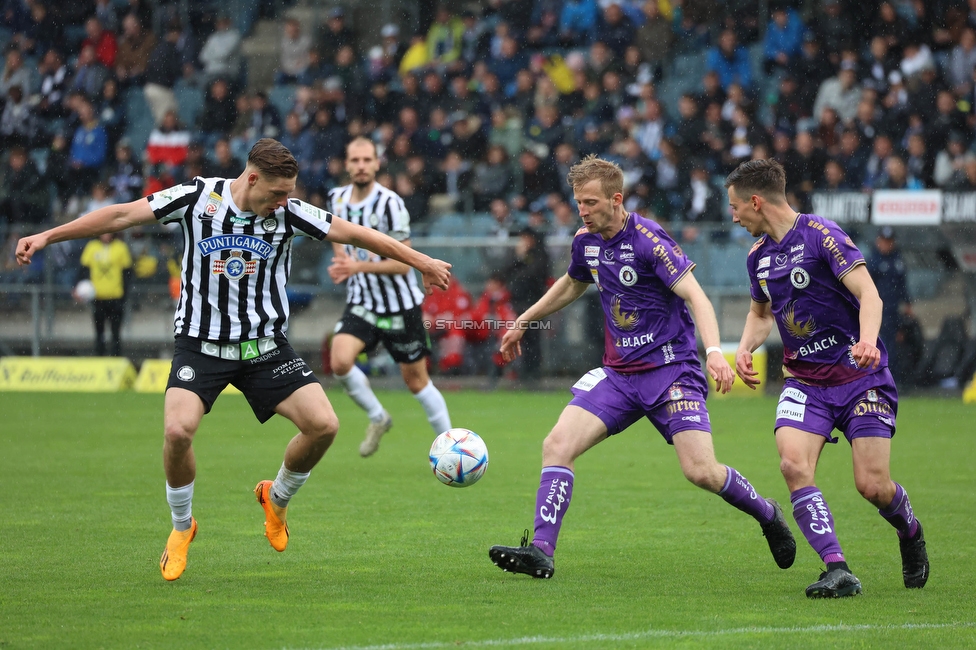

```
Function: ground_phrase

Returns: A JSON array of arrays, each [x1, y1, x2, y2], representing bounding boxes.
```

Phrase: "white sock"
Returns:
[[270, 463, 310, 509], [166, 481, 194, 531], [335, 366, 386, 421], [414, 380, 452, 435]]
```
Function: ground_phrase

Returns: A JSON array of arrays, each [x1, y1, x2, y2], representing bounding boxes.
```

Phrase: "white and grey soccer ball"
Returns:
[[429, 428, 489, 487], [73, 279, 96, 303]]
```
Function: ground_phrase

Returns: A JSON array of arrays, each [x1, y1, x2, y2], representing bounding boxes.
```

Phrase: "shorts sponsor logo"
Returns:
[[878, 416, 893, 426], [681, 415, 701, 423], [390, 340, 424, 354], [790, 266, 811, 289], [618, 265, 638, 286], [584, 246, 599, 257], [272, 359, 309, 378], [573, 368, 607, 392], [852, 399, 893, 417], [776, 401, 806, 422], [781, 387, 808, 404], [177, 365, 195, 382], [666, 399, 701, 416], [757, 256, 771, 269]]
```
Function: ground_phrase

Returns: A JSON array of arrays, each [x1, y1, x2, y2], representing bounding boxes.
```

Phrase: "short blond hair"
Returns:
[[566, 154, 623, 198]]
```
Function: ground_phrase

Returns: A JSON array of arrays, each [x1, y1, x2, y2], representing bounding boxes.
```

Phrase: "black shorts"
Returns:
[[334, 304, 431, 364], [166, 335, 320, 423]]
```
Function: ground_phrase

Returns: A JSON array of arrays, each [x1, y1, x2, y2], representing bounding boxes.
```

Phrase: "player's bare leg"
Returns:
[[673, 429, 795, 569], [160, 388, 206, 580], [490, 406, 605, 578], [778, 427, 861, 597], [331, 333, 391, 456], [852, 436, 928, 588], [401, 358, 451, 435], [255, 384, 339, 551]]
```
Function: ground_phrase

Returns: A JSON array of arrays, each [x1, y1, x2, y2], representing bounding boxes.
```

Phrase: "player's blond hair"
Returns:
[[566, 155, 623, 198]]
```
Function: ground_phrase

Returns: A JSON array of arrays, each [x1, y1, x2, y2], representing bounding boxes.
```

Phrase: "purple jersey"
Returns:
[[567, 213, 698, 373], [746, 214, 888, 386]]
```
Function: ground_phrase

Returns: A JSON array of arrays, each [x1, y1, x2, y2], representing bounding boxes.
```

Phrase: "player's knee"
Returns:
[[779, 456, 812, 483], [681, 462, 717, 490], [541, 430, 572, 464], [854, 477, 886, 504], [308, 411, 340, 442], [163, 421, 195, 451], [331, 357, 355, 377]]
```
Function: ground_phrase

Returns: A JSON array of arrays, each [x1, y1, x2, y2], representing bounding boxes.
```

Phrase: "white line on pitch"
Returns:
[[297, 621, 976, 650]]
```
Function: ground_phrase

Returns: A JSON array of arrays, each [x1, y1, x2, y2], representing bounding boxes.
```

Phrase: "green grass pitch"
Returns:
[[1, 389, 974, 649]]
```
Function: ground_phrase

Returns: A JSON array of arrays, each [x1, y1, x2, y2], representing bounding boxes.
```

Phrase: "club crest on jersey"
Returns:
[[790, 267, 811, 289], [212, 251, 257, 279], [369, 213, 379, 227], [619, 265, 637, 286], [261, 217, 277, 232], [198, 234, 274, 259]]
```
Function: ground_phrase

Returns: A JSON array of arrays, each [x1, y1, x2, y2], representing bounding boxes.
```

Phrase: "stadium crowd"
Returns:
[[1, 0, 973, 375]]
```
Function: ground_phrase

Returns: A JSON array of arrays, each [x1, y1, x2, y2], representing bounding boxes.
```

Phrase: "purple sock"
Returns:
[[879, 482, 919, 539], [532, 466, 574, 557], [718, 466, 775, 523], [791, 486, 845, 564]]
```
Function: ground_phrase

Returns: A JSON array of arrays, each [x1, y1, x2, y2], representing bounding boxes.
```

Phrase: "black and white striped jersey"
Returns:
[[147, 177, 333, 342], [327, 182, 425, 314]]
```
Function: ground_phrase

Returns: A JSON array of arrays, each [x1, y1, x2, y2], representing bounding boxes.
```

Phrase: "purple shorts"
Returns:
[[774, 368, 898, 444], [568, 362, 711, 443]]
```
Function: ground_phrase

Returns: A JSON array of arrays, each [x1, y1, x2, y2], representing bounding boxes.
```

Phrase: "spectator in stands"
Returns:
[[867, 226, 913, 382], [81, 16, 117, 70], [595, 3, 636, 58], [877, 155, 923, 189], [279, 111, 314, 172], [860, 36, 897, 95], [634, 0, 672, 83], [933, 131, 969, 187], [813, 60, 862, 125], [471, 144, 512, 211], [380, 23, 408, 69], [950, 154, 976, 190], [197, 78, 238, 142], [0, 145, 48, 229], [681, 163, 724, 231], [763, 5, 805, 75], [427, 5, 465, 73], [504, 227, 551, 381], [16, 2, 60, 57], [276, 17, 312, 86], [515, 150, 560, 212], [107, 140, 142, 203], [820, 158, 852, 190], [488, 36, 528, 92], [96, 77, 126, 151], [204, 138, 242, 179], [93, 0, 119, 33], [905, 132, 934, 187], [66, 98, 108, 202], [115, 12, 155, 88], [318, 6, 356, 64], [431, 149, 472, 212], [791, 32, 833, 112], [948, 28, 976, 95], [144, 20, 183, 126], [35, 48, 68, 120], [0, 47, 30, 99], [785, 130, 828, 206], [80, 231, 132, 357], [68, 44, 110, 102], [145, 109, 190, 169], [863, 132, 895, 189], [706, 29, 752, 91], [199, 13, 242, 89], [560, 0, 599, 45], [0, 86, 37, 148]]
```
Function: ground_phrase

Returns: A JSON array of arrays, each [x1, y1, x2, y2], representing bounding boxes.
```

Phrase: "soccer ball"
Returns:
[[73, 279, 96, 303], [429, 428, 489, 487]]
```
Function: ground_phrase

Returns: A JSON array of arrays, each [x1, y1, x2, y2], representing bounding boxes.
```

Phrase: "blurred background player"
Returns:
[[328, 137, 452, 456], [728, 158, 928, 598], [488, 156, 795, 579]]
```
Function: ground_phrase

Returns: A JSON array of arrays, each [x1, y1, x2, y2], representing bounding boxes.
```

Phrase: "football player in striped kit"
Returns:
[[327, 137, 452, 457], [15, 139, 452, 581]]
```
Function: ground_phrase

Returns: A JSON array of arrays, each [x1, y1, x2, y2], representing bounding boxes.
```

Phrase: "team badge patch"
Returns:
[[790, 267, 811, 289], [670, 385, 684, 401], [212, 251, 257, 279], [866, 389, 878, 402], [177, 366, 195, 382], [261, 217, 277, 232], [618, 265, 637, 286]]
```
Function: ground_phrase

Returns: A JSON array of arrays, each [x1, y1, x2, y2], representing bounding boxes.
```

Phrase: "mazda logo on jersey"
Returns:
[[197, 235, 274, 259]]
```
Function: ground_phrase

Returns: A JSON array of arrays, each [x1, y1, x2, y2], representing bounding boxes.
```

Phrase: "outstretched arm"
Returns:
[[735, 299, 775, 389], [673, 272, 734, 394], [842, 264, 883, 369], [17, 198, 156, 266], [500, 273, 589, 363], [325, 217, 450, 293]]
